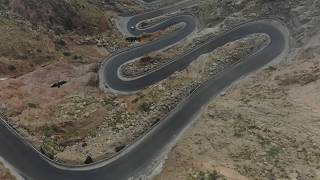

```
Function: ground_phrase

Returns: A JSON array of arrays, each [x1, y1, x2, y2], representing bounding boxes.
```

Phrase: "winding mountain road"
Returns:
[[0, 1, 289, 180]]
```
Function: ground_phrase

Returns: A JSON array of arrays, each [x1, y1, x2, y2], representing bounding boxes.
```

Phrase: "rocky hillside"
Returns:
[[4, 0, 107, 34], [3, 0, 140, 35], [197, 0, 320, 47], [0, 0, 319, 177], [157, 41, 320, 180], [0, 0, 140, 165], [157, 0, 320, 179], [0, 0, 137, 78]]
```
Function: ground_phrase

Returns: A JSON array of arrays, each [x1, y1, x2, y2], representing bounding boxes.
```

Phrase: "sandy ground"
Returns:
[[155, 38, 320, 179]]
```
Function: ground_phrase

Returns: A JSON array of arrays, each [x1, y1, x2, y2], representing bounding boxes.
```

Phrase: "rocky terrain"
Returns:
[[156, 42, 320, 180], [155, 0, 320, 179], [0, 0, 319, 179], [0, 0, 269, 165], [0, 0, 137, 164], [0, 0, 136, 78]]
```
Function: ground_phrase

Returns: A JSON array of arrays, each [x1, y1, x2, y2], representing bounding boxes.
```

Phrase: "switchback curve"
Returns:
[[0, 1, 289, 180]]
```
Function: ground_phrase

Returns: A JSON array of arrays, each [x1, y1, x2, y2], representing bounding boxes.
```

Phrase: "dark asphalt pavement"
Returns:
[[0, 1, 288, 180]]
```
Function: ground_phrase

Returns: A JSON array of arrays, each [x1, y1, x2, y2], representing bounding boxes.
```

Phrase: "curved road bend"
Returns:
[[0, 1, 288, 180]]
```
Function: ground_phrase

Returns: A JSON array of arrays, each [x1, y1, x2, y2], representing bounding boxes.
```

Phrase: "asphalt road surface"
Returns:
[[0, 1, 288, 180]]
